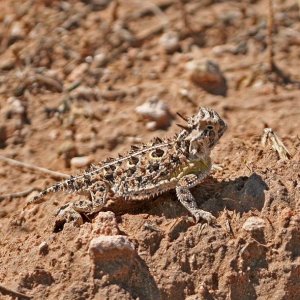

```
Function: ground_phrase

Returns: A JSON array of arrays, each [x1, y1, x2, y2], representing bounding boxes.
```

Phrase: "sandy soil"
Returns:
[[0, 0, 300, 299]]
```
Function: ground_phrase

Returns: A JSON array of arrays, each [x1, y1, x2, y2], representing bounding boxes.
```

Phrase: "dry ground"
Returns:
[[0, 0, 300, 299]]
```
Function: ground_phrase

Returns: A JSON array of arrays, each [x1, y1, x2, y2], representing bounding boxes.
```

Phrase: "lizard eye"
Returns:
[[206, 125, 214, 130]]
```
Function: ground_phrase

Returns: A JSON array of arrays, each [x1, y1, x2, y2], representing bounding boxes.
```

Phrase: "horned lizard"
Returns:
[[26, 107, 227, 225]]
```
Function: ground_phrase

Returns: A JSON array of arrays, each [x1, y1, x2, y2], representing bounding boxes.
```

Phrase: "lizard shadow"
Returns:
[[107, 172, 269, 221], [193, 172, 269, 216]]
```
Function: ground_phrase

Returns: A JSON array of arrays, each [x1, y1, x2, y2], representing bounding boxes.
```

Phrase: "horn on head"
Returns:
[[176, 123, 190, 130], [176, 112, 188, 122]]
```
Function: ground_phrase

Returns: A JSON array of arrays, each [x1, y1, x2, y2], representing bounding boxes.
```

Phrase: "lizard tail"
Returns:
[[26, 176, 86, 207]]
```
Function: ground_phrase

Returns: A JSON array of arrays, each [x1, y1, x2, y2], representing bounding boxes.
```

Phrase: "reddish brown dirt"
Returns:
[[0, 1, 300, 299]]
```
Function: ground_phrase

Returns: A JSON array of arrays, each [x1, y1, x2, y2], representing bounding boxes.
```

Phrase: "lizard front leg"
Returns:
[[176, 174, 216, 224]]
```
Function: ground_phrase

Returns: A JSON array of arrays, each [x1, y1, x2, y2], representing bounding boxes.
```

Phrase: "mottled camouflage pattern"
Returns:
[[28, 107, 227, 224]]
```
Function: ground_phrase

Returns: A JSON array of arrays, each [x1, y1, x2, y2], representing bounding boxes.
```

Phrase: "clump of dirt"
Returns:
[[0, 0, 300, 299]]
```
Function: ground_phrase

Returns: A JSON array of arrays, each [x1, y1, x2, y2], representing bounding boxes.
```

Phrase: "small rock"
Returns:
[[58, 141, 78, 168], [62, 14, 82, 30], [186, 60, 220, 83], [11, 22, 25, 37], [212, 43, 247, 56], [135, 96, 172, 130], [113, 21, 135, 44], [92, 212, 120, 235], [242, 216, 265, 232], [5, 97, 29, 125], [70, 156, 92, 168], [146, 121, 158, 131], [212, 44, 237, 56], [9, 22, 25, 45], [3, 15, 14, 26], [147, 70, 159, 80], [186, 59, 227, 96], [75, 133, 92, 143], [0, 57, 15, 71], [89, 235, 135, 262], [127, 136, 142, 144], [93, 53, 108, 67], [160, 31, 180, 54], [179, 88, 196, 103], [38, 241, 49, 255], [7, 97, 25, 115], [240, 173, 268, 211], [48, 130, 59, 140], [100, 89, 127, 101], [58, 142, 77, 156], [0, 210, 7, 218]]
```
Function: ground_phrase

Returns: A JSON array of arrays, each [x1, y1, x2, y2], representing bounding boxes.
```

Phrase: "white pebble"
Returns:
[[159, 31, 180, 53], [89, 235, 135, 261], [7, 97, 25, 114], [135, 96, 172, 130], [242, 217, 265, 232], [38, 241, 49, 255], [10, 22, 25, 39], [70, 156, 92, 168]]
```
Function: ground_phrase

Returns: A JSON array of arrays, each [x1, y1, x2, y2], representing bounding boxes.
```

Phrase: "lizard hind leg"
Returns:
[[72, 198, 93, 213], [176, 174, 216, 224], [89, 181, 109, 213], [67, 180, 109, 217]]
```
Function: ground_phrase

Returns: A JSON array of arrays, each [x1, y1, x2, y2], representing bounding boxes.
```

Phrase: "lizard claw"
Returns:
[[194, 210, 216, 225], [55, 204, 83, 227]]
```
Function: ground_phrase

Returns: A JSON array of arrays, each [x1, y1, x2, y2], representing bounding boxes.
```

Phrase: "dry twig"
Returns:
[[0, 283, 31, 299], [136, 22, 167, 41], [0, 155, 69, 179], [0, 187, 41, 202], [25, 73, 63, 93], [267, 0, 275, 73], [261, 128, 291, 160]]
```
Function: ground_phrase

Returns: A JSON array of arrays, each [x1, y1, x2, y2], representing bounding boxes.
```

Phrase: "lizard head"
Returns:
[[177, 107, 227, 159]]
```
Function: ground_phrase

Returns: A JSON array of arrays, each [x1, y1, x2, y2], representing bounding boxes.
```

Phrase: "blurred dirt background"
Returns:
[[0, 0, 300, 299]]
